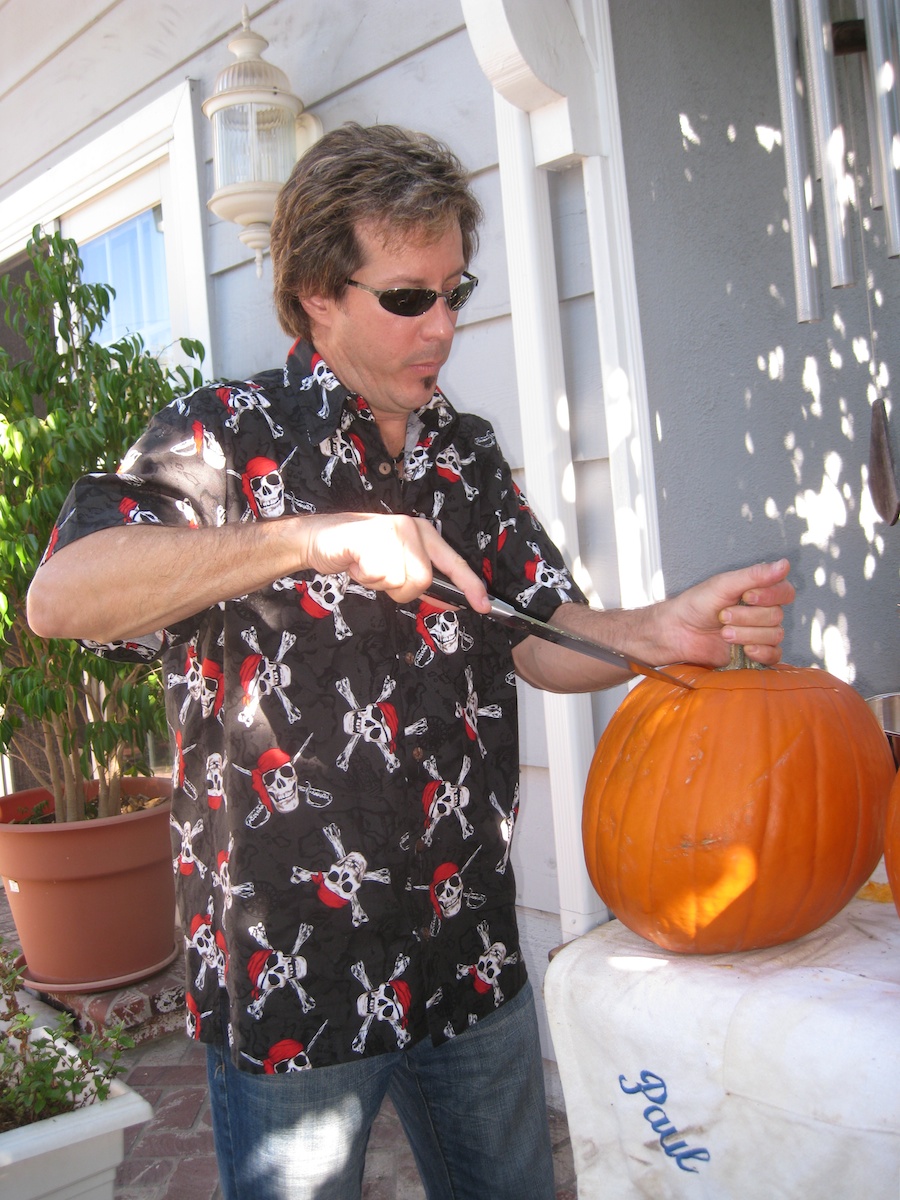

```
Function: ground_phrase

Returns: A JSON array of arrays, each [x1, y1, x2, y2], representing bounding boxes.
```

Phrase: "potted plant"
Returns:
[[0, 938, 152, 1200], [0, 226, 205, 990]]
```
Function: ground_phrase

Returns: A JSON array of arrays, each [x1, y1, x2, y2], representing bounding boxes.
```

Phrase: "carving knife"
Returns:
[[424, 575, 694, 691]]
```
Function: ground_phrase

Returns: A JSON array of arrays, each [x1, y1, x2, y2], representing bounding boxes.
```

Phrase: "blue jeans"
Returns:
[[206, 980, 555, 1200]]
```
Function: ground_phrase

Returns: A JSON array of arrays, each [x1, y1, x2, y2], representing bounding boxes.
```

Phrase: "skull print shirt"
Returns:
[[48, 339, 586, 1071]]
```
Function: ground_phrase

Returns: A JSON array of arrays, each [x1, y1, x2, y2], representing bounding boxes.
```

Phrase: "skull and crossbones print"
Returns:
[[234, 448, 315, 519], [291, 822, 391, 926], [335, 676, 401, 773], [516, 542, 574, 608], [199, 658, 225, 722], [212, 834, 256, 920], [405, 600, 473, 667], [274, 571, 375, 641], [235, 736, 333, 827], [411, 846, 486, 937], [403, 430, 438, 481], [434, 445, 479, 500], [171, 812, 208, 878], [170, 419, 227, 469], [185, 900, 227, 990], [171, 729, 198, 802], [167, 637, 204, 723], [319, 407, 372, 491], [217, 382, 284, 439], [299, 351, 342, 418], [456, 921, 519, 1007], [455, 666, 502, 757], [118, 495, 161, 525], [490, 786, 520, 875], [246, 921, 316, 1020], [351, 954, 412, 1053], [241, 1023, 330, 1073], [420, 755, 474, 846], [206, 752, 226, 811], [185, 992, 214, 1041], [238, 627, 302, 727]]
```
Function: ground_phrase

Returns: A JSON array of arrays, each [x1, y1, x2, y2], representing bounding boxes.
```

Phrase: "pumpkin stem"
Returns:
[[723, 643, 761, 671], [720, 601, 767, 672]]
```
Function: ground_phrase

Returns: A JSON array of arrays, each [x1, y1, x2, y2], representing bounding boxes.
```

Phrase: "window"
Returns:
[[78, 207, 171, 353], [62, 164, 177, 358]]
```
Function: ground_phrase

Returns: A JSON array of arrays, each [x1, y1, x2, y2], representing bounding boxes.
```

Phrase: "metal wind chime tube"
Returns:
[[863, 0, 900, 254], [772, 0, 822, 321], [862, 49, 886, 208], [800, 0, 857, 286]]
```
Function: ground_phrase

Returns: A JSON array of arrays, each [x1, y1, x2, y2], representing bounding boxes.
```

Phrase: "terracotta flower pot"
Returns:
[[0, 788, 55, 824], [0, 777, 177, 992]]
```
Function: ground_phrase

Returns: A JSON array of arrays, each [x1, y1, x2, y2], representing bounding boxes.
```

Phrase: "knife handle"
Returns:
[[423, 574, 469, 608]]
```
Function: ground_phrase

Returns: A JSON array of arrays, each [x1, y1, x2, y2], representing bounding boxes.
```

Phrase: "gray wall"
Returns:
[[609, 0, 898, 699]]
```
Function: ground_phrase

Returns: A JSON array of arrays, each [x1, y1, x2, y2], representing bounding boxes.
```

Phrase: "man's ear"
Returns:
[[300, 293, 331, 328]]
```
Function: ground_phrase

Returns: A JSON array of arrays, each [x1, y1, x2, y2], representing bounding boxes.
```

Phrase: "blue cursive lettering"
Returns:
[[618, 1071, 711, 1173]]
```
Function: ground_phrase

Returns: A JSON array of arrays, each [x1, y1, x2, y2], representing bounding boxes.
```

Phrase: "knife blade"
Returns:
[[423, 575, 694, 691]]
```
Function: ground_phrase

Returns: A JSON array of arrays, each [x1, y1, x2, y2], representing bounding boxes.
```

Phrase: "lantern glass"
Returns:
[[212, 103, 297, 190]]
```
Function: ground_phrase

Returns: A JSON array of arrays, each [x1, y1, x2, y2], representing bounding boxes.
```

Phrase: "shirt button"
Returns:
[[376, 460, 393, 477]]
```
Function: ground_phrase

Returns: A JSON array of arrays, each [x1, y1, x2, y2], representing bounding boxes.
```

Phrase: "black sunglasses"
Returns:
[[345, 271, 478, 317]]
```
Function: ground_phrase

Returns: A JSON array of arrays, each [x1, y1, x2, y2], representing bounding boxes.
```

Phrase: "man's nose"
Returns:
[[420, 297, 457, 339]]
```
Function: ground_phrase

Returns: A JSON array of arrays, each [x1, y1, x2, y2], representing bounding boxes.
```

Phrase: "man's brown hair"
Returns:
[[270, 123, 483, 341]]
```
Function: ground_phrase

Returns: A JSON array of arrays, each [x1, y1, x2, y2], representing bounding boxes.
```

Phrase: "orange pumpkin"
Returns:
[[582, 662, 895, 954], [883, 767, 900, 919]]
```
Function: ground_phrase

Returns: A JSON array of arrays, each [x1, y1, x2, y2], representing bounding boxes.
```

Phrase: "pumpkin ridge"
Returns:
[[735, 683, 775, 950], [653, 688, 705, 943], [814, 685, 850, 924], [586, 685, 644, 913], [615, 686, 669, 924], [751, 691, 812, 947]]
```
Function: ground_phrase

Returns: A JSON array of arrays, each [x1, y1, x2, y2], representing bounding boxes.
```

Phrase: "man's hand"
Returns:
[[657, 558, 795, 667], [513, 559, 795, 694], [300, 512, 491, 613]]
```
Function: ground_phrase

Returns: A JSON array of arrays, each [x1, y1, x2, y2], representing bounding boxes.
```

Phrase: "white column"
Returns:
[[581, 0, 665, 611], [493, 93, 606, 938]]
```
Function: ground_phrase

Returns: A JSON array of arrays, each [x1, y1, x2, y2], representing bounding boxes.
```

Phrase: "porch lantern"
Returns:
[[203, 6, 322, 276]]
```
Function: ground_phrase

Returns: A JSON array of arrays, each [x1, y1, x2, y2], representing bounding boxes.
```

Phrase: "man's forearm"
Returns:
[[511, 602, 656, 694], [27, 510, 493, 646], [27, 518, 314, 643]]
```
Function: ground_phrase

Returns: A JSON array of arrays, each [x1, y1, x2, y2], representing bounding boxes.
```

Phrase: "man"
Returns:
[[27, 123, 793, 1200]]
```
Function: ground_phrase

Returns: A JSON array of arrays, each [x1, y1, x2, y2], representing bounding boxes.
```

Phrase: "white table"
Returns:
[[545, 864, 900, 1198]]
